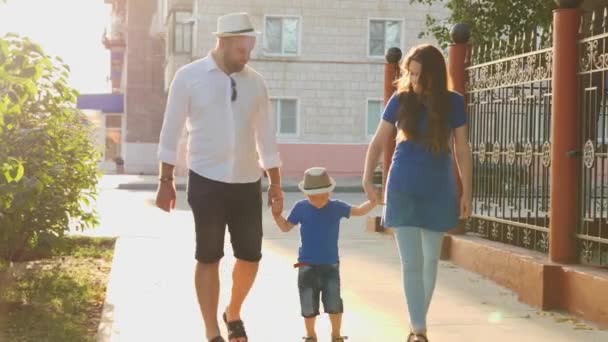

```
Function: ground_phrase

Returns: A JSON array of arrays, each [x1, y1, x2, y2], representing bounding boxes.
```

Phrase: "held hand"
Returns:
[[271, 199, 283, 216], [155, 181, 176, 212], [459, 193, 472, 219], [268, 184, 284, 213]]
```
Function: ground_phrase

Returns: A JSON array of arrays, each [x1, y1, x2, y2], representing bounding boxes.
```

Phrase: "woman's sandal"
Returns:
[[302, 337, 317, 341], [407, 332, 429, 342], [209, 337, 226, 342], [222, 312, 248, 341], [332, 336, 348, 342]]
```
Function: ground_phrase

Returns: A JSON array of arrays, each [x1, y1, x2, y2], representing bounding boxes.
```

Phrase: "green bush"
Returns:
[[0, 34, 100, 262]]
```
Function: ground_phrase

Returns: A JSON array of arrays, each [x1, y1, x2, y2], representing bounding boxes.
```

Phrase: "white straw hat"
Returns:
[[212, 12, 259, 38], [298, 167, 336, 195]]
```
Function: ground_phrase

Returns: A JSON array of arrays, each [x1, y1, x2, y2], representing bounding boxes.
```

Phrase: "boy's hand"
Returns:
[[268, 184, 283, 212], [271, 199, 283, 216]]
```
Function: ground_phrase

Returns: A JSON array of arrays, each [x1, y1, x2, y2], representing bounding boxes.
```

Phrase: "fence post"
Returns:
[[550, 0, 582, 263], [447, 23, 471, 235], [383, 47, 402, 196]]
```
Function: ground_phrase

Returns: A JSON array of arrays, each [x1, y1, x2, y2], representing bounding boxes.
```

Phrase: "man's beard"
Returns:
[[226, 59, 246, 73]]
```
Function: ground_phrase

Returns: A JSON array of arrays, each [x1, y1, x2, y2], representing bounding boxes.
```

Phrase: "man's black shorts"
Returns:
[[187, 170, 263, 263]]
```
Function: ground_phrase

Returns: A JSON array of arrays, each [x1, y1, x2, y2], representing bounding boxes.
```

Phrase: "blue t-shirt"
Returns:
[[287, 199, 351, 264], [381, 91, 467, 231]]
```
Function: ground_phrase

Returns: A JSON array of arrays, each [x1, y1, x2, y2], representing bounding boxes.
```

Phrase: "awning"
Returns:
[[77, 93, 124, 113]]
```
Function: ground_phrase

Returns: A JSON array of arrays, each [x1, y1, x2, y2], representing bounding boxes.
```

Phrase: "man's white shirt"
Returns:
[[158, 54, 281, 183]]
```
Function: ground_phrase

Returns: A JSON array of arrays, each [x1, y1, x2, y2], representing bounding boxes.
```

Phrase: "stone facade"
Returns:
[[191, 0, 447, 145], [117, 0, 447, 175]]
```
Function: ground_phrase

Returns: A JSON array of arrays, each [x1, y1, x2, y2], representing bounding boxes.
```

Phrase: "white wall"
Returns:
[[184, 0, 448, 144]]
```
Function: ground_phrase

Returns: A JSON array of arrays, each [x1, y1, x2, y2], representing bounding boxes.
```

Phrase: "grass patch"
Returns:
[[51, 236, 115, 260], [0, 236, 115, 342]]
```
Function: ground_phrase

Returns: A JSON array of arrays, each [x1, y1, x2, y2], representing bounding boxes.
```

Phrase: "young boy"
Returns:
[[271, 167, 376, 342]]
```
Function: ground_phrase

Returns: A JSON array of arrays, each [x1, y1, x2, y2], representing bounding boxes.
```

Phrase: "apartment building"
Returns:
[[106, 0, 447, 176]]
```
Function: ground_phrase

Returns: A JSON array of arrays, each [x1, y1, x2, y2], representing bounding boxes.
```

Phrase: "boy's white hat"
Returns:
[[298, 167, 336, 195], [212, 12, 259, 38]]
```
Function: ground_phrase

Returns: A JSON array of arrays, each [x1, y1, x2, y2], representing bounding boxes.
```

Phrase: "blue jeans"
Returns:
[[394, 227, 445, 333], [298, 264, 343, 317]]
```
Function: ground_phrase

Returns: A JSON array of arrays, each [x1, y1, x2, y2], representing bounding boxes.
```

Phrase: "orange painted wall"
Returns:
[[277, 143, 369, 178]]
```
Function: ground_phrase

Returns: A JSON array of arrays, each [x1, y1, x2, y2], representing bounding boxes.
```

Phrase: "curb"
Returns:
[[116, 183, 364, 193], [96, 237, 122, 342]]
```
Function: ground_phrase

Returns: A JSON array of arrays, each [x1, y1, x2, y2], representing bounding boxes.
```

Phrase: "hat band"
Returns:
[[222, 28, 255, 34], [303, 183, 332, 190]]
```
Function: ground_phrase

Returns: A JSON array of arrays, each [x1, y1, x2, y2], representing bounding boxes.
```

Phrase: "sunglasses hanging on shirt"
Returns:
[[230, 77, 237, 102]]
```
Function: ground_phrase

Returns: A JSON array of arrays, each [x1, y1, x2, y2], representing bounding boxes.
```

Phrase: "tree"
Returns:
[[0, 33, 100, 261], [411, 0, 556, 49]]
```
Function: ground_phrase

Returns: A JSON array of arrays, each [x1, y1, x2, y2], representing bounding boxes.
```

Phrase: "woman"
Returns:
[[362, 44, 473, 342]]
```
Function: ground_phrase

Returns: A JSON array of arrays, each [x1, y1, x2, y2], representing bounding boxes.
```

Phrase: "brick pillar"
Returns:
[[549, 1, 582, 263], [447, 23, 471, 235]]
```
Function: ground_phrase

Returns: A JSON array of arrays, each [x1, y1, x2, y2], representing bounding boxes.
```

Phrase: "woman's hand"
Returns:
[[459, 193, 472, 219], [363, 178, 377, 204]]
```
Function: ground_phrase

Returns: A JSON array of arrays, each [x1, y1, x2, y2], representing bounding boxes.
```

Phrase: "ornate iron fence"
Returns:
[[465, 33, 553, 254], [577, 8, 608, 266]]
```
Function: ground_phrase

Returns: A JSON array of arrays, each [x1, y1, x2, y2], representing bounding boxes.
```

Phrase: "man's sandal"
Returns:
[[209, 337, 225, 342], [222, 312, 248, 341], [407, 332, 429, 342]]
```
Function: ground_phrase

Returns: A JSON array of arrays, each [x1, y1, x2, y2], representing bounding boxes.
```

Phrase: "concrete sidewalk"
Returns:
[[101, 174, 365, 192], [90, 186, 607, 342]]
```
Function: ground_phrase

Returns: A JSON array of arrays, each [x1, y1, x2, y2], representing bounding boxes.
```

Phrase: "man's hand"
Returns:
[[268, 184, 283, 214], [156, 181, 176, 212]]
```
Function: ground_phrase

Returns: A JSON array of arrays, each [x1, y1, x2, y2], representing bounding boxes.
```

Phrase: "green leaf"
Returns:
[[0, 38, 9, 65], [21, 67, 37, 78], [23, 79, 37, 96], [29, 42, 43, 55], [410, 0, 554, 48], [3, 168, 13, 182], [12, 162, 24, 182], [13, 54, 25, 68], [6, 90, 21, 106], [4, 32, 19, 39], [1, 35, 101, 258]]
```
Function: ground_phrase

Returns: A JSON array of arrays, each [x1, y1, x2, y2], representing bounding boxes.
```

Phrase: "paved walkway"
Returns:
[[91, 176, 608, 341]]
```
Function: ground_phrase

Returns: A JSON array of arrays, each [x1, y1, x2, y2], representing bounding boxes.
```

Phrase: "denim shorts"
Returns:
[[298, 264, 343, 317]]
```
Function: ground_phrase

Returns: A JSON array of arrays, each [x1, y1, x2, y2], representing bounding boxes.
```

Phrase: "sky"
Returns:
[[0, 0, 111, 94]]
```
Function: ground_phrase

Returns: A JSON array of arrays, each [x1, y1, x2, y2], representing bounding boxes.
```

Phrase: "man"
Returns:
[[155, 12, 283, 342]]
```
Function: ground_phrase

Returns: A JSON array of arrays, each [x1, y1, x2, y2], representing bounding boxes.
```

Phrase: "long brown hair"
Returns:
[[396, 44, 451, 154]]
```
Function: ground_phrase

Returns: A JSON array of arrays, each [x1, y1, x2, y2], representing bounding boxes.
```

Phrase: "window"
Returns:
[[174, 11, 192, 54], [159, 0, 167, 26], [264, 16, 300, 55], [367, 100, 383, 136], [369, 19, 402, 57], [271, 98, 298, 135], [105, 114, 122, 162]]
